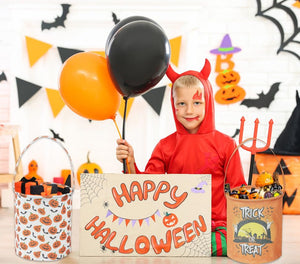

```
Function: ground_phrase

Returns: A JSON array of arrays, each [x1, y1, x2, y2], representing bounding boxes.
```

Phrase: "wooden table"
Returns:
[[0, 208, 299, 263]]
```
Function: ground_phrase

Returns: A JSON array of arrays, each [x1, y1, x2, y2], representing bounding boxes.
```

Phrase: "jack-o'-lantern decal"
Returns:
[[162, 212, 178, 228], [214, 83, 246, 104], [216, 69, 240, 87]]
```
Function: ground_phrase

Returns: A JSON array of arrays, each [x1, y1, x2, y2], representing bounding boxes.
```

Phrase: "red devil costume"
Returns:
[[135, 59, 246, 255]]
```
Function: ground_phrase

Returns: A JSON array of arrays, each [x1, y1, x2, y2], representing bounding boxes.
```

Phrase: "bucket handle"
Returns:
[[225, 137, 286, 192], [12, 135, 75, 192]]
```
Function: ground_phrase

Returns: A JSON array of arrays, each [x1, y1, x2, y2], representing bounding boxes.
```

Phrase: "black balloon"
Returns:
[[106, 19, 170, 97], [105, 16, 161, 55]]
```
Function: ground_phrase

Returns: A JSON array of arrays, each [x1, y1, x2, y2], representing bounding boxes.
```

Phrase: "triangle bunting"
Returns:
[[57, 47, 83, 63], [45, 88, 65, 117], [118, 97, 135, 119], [25, 36, 53, 67], [170, 36, 182, 67], [16, 77, 42, 107], [274, 159, 291, 175], [142, 86, 166, 115]]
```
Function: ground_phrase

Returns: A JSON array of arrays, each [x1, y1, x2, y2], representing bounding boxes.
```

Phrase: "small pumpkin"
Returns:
[[53, 214, 62, 223], [39, 242, 52, 252], [19, 216, 28, 225], [255, 171, 274, 187], [60, 231, 67, 240], [33, 251, 41, 258], [23, 203, 31, 210], [216, 69, 240, 87], [29, 213, 39, 221], [33, 225, 41, 232], [49, 199, 59, 208], [59, 246, 66, 254], [20, 242, 28, 250], [53, 240, 61, 249], [61, 205, 66, 214], [40, 216, 52, 225], [34, 198, 42, 205], [162, 212, 178, 228], [214, 84, 246, 104], [38, 208, 46, 215], [38, 235, 45, 242], [47, 252, 58, 260], [77, 151, 103, 185], [60, 220, 67, 228], [48, 226, 58, 235], [29, 239, 39, 248], [22, 229, 31, 236]]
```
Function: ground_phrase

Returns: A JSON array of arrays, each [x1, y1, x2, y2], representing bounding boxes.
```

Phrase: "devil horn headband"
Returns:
[[166, 59, 211, 82]]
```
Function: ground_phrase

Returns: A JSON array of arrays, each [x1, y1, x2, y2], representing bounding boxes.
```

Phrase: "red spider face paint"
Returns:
[[193, 90, 202, 100]]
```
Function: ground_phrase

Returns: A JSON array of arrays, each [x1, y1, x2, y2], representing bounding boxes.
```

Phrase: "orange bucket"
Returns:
[[226, 139, 285, 264]]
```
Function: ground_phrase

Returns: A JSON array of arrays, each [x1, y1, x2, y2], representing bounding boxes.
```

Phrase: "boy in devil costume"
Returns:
[[116, 59, 246, 256]]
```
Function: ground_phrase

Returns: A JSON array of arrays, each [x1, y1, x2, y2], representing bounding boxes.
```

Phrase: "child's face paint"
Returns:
[[192, 90, 202, 100], [173, 85, 205, 134]]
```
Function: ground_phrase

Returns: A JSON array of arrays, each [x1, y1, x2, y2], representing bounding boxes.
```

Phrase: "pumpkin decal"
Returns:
[[216, 69, 240, 87], [215, 84, 246, 104], [162, 212, 178, 228], [214, 69, 246, 105], [77, 151, 103, 185]]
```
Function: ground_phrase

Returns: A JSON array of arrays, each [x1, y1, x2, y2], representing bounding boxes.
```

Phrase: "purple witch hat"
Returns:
[[210, 34, 241, 55]]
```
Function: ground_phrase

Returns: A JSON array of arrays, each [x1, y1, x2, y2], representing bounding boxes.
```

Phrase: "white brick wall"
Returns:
[[0, 0, 299, 188]]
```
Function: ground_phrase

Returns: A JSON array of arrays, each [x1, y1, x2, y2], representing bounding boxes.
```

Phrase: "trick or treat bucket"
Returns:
[[226, 140, 285, 264], [13, 136, 75, 261]]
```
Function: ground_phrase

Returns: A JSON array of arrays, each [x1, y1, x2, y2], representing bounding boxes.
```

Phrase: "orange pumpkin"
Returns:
[[53, 240, 61, 249], [19, 216, 28, 225], [215, 84, 246, 104], [33, 225, 41, 232], [162, 212, 178, 228], [53, 214, 62, 222], [20, 242, 28, 250], [77, 152, 102, 185], [29, 240, 39, 247], [255, 171, 274, 187], [23, 203, 31, 210], [48, 226, 58, 235], [39, 242, 52, 252], [33, 251, 41, 258], [49, 199, 59, 208], [38, 208, 46, 215], [38, 235, 45, 242], [59, 246, 66, 254], [216, 69, 240, 87], [60, 231, 67, 240], [29, 213, 39, 221], [34, 198, 42, 205], [22, 229, 31, 236], [47, 252, 57, 260], [40, 216, 52, 225], [60, 220, 67, 228]]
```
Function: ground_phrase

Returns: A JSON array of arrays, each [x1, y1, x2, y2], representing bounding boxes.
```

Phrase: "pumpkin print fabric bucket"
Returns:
[[13, 136, 75, 261], [225, 139, 285, 264]]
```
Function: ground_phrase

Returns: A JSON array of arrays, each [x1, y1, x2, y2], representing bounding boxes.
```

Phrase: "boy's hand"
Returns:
[[116, 139, 135, 165]]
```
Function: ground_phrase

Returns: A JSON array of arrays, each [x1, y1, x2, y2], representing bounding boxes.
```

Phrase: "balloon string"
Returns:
[[112, 117, 131, 174], [122, 96, 129, 173]]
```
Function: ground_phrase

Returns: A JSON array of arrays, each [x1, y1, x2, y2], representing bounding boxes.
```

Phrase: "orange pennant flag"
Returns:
[[25, 36, 53, 67], [138, 219, 144, 226], [112, 215, 118, 222], [45, 88, 65, 118], [170, 36, 182, 67], [125, 219, 130, 226], [151, 214, 156, 222], [118, 97, 134, 119]]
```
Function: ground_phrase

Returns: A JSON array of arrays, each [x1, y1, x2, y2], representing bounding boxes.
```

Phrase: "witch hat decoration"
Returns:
[[210, 34, 241, 55]]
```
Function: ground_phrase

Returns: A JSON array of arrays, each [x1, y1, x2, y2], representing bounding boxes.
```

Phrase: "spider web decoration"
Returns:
[[80, 173, 107, 207], [181, 232, 211, 256], [256, 0, 300, 60]]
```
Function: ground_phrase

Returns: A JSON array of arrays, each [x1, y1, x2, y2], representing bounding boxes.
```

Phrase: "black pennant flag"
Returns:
[[16, 77, 42, 107], [142, 85, 166, 115], [274, 158, 291, 175], [57, 47, 83, 63]]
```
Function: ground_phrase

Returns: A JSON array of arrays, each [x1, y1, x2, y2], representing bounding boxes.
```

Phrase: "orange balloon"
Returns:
[[59, 52, 121, 120]]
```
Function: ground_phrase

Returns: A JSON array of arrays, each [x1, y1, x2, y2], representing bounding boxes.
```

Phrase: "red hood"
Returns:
[[167, 59, 215, 135]]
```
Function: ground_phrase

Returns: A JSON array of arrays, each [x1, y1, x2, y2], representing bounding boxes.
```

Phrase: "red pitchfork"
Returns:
[[239, 116, 274, 185]]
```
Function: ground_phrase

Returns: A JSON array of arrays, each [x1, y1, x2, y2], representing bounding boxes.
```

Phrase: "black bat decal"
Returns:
[[0, 71, 7, 82], [256, 0, 300, 60], [112, 12, 120, 25], [283, 189, 297, 207], [231, 128, 240, 138], [240, 82, 280, 108], [41, 4, 71, 30], [49, 129, 64, 142]]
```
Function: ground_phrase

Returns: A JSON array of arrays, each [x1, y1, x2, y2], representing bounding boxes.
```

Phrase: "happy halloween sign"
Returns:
[[80, 173, 211, 256]]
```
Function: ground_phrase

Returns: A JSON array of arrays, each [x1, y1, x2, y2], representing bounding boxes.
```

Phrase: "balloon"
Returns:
[[105, 16, 161, 55], [106, 19, 170, 97], [59, 52, 121, 120]]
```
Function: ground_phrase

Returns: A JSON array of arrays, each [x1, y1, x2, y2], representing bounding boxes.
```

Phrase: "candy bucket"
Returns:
[[13, 136, 75, 261], [226, 139, 285, 264]]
